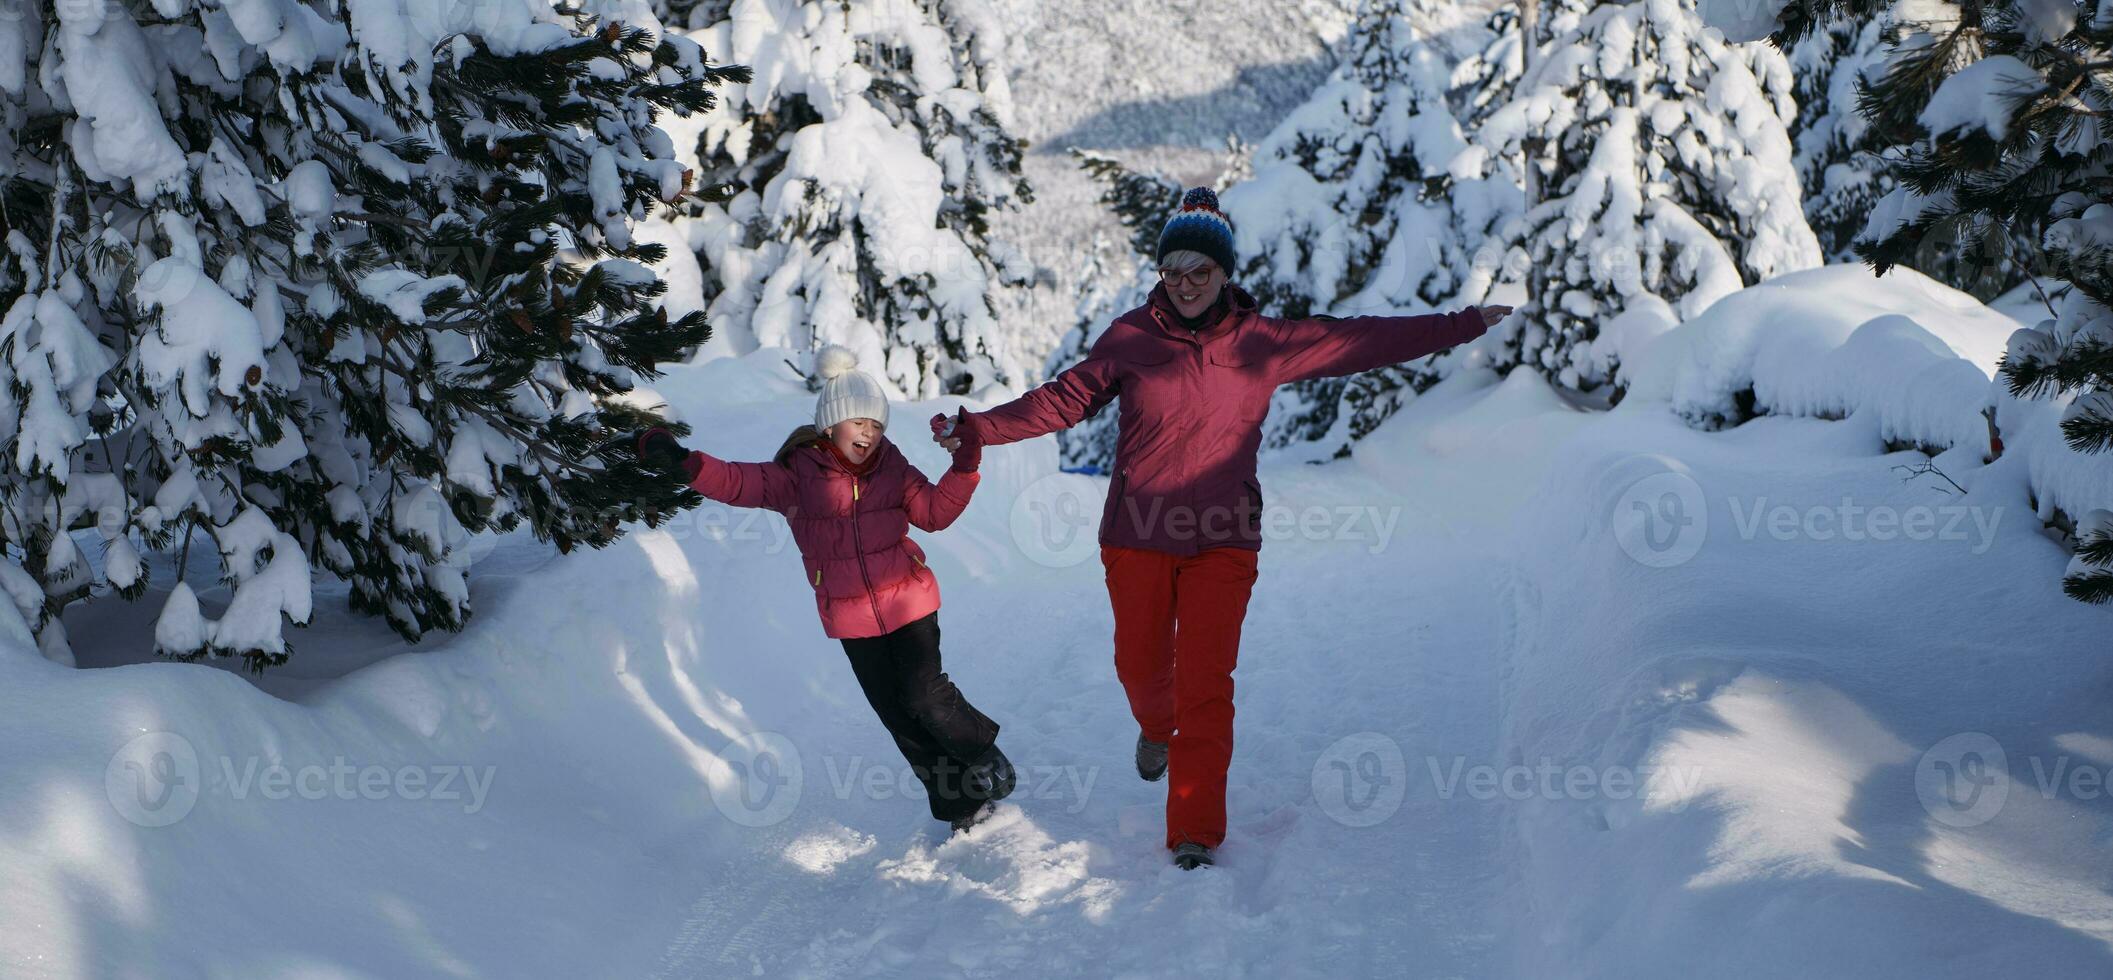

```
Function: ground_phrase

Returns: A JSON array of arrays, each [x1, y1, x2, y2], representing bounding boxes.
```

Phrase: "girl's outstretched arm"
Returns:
[[900, 432, 980, 532], [640, 428, 796, 512], [903, 455, 979, 532], [685, 451, 798, 513]]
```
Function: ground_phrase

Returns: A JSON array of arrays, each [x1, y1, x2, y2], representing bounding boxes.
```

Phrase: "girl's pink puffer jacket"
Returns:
[[681, 428, 977, 639]]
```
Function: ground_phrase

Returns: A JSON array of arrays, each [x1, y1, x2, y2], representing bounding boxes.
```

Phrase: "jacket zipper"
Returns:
[[848, 474, 885, 632], [1109, 467, 1129, 539]]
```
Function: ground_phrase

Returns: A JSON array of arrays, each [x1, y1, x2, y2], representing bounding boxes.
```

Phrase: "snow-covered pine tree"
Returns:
[[1072, 150, 1186, 265], [1452, 4, 1530, 132], [666, 0, 1032, 399], [1788, 13, 1896, 264], [1042, 151, 1176, 472], [1715, 0, 2110, 602], [1785, 4, 2042, 297], [651, 0, 736, 32], [1860, 0, 2112, 601], [1477, 0, 1822, 396], [1221, 0, 1519, 456], [0, 1, 736, 668]]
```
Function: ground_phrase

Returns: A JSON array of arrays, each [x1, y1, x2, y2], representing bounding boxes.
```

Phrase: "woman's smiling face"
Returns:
[[1159, 253, 1226, 320], [828, 418, 883, 464]]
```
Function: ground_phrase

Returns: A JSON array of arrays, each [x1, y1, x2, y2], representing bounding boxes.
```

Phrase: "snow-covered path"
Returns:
[[647, 509, 1511, 977]]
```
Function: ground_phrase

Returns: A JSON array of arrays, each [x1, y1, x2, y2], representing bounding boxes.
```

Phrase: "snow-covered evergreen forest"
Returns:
[[0, 0, 2107, 975]]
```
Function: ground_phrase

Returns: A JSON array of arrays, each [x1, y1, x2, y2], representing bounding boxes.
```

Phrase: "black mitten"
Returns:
[[637, 428, 691, 478]]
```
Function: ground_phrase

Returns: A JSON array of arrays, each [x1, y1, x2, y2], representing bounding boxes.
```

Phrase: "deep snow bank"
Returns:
[[1622, 264, 2111, 531], [1488, 267, 2113, 974]]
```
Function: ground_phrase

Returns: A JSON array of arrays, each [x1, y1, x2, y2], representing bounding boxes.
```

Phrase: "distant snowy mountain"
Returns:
[[981, 0, 1362, 373]]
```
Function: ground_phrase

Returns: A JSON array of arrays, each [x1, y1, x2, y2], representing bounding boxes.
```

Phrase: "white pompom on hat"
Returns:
[[813, 344, 890, 433]]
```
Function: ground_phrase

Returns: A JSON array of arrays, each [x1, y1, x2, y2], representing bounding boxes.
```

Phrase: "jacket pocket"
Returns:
[[1206, 346, 1270, 421]]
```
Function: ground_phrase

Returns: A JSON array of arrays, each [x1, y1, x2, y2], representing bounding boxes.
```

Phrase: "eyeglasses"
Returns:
[[1157, 266, 1217, 287]]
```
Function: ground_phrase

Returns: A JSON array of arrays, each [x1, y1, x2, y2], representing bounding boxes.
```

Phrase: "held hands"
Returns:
[[637, 427, 692, 479], [929, 410, 982, 472], [1477, 304, 1514, 328]]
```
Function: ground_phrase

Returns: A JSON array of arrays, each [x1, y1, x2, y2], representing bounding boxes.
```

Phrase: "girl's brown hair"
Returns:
[[774, 425, 825, 466]]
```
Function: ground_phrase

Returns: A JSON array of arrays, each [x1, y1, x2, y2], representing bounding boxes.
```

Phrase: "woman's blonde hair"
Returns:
[[1159, 249, 1219, 274]]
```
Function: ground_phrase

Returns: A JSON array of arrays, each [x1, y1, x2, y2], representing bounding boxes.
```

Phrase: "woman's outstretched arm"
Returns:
[[1268, 306, 1507, 385], [958, 350, 1122, 447]]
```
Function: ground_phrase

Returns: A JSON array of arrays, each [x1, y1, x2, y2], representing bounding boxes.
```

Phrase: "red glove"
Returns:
[[931, 410, 982, 473]]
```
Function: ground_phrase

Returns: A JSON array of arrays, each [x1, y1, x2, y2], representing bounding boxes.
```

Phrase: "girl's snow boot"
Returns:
[[950, 800, 998, 835], [965, 745, 1016, 803]]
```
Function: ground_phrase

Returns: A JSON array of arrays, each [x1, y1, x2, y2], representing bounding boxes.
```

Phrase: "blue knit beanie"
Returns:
[[1157, 187, 1236, 275]]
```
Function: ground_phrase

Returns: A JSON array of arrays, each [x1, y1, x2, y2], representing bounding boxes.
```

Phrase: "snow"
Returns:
[[4, 0, 2112, 974], [152, 581, 212, 656], [1919, 55, 2046, 142], [1623, 264, 2018, 440], [765, 99, 984, 321], [1699, 0, 1791, 42], [281, 159, 336, 218], [194, 509, 316, 658], [53, 6, 189, 198], [356, 269, 464, 325], [7, 297, 2110, 972], [133, 258, 273, 418]]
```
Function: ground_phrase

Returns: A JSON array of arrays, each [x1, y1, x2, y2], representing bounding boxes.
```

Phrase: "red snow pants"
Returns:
[[1101, 544, 1260, 850]]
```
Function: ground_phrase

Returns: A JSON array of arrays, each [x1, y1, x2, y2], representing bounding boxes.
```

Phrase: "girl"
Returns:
[[639, 346, 1015, 834]]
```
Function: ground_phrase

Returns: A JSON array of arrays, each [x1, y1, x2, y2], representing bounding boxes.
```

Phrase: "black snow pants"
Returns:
[[839, 612, 1001, 822]]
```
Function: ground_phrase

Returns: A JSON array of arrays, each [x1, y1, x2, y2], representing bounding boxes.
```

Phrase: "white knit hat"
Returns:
[[812, 345, 890, 433]]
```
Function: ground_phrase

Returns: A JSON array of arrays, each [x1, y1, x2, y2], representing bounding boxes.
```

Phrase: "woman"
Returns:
[[936, 187, 1511, 869]]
